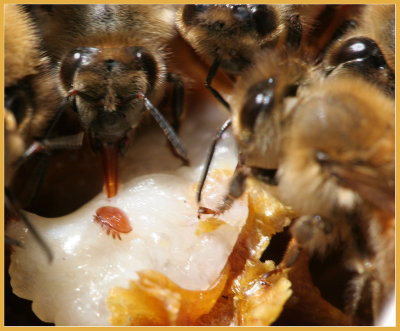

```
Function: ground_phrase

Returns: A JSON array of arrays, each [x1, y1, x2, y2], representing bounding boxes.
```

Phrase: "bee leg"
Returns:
[[5, 188, 53, 263], [369, 279, 383, 324], [167, 73, 185, 133], [198, 150, 247, 217], [12, 98, 73, 168], [264, 238, 303, 279], [197, 163, 247, 218], [196, 118, 231, 204], [165, 73, 189, 165], [205, 55, 231, 112], [41, 131, 84, 150], [42, 95, 72, 140], [215, 160, 248, 214], [344, 255, 381, 324], [344, 271, 368, 320], [12, 132, 84, 206], [13, 153, 51, 209], [275, 215, 333, 270]]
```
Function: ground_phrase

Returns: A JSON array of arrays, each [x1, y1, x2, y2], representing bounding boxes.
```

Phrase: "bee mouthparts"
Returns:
[[100, 141, 119, 198]]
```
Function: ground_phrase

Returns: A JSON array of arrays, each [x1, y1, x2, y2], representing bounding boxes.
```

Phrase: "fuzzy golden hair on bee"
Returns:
[[362, 208, 395, 312], [296, 5, 364, 60], [358, 5, 395, 70], [276, 75, 394, 323], [277, 76, 395, 219], [27, 4, 182, 135], [27, 70, 63, 138], [29, 4, 179, 119], [4, 5, 45, 87], [5, 4, 61, 157], [29, 5, 178, 64]]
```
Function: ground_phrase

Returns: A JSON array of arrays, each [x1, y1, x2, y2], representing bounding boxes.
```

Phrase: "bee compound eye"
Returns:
[[5, 87, 25, 125], [331, 37, 387, 69], [240, 77, 276, 136], [124, 47, 158, 92], [250, 5, 277, 37], [60, 47, 100, 90]]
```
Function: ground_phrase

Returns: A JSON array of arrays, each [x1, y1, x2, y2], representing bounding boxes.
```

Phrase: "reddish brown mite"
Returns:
[[94, 206, 132, 240]]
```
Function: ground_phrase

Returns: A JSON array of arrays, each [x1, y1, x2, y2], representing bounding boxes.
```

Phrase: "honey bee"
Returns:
[[176, 4, 305, 110], [211, 71, 394, 325], [177, 4, 364, 110], [5, 4, 58, 184], [197, 4, 395, 324], [197, 4, 394, 214], [191, 4, 366, 203], [278, 76, 394, 324], [4, 4, 65, 262], [195, 50, 312, 212], [25, 4, 188, 198]]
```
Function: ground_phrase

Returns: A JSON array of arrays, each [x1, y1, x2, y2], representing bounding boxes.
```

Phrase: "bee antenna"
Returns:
[[197, 118, 231, 203], [5, 189, 53, 263], [205, 56, 231, 112], [18, 209, 54, 263], [138, 93, 189, 164], [43, 95, 72, 140]]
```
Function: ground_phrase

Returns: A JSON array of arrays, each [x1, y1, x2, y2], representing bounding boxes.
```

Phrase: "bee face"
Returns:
[[24, 4, 187, 198], [231, 52, 309, 170], [178, 4, 288, 74], [60, 46, 162, 143], [211, 6, 395, 319]]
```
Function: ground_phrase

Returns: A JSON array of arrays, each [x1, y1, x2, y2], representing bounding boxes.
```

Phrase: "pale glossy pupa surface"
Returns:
[[7, 102, 248, 326]]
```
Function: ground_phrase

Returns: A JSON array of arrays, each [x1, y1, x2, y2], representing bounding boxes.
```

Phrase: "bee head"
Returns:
[[180, 5, 282, 74], [59, 46, 159, 198], [60, 46, 159, 143]]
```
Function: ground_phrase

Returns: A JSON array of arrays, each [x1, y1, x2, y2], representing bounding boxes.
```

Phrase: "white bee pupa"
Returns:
[[7, 102, 249, 326]]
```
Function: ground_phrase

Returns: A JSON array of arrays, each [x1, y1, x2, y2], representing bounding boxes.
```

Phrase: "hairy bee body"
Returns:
[[5, 4, 61, 185], [30, 5, 176, 62], [202, 4, 395, 324], [4, 4, 395, 326], [177, 5, 364, 78], [278, 77, 394, 218]]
